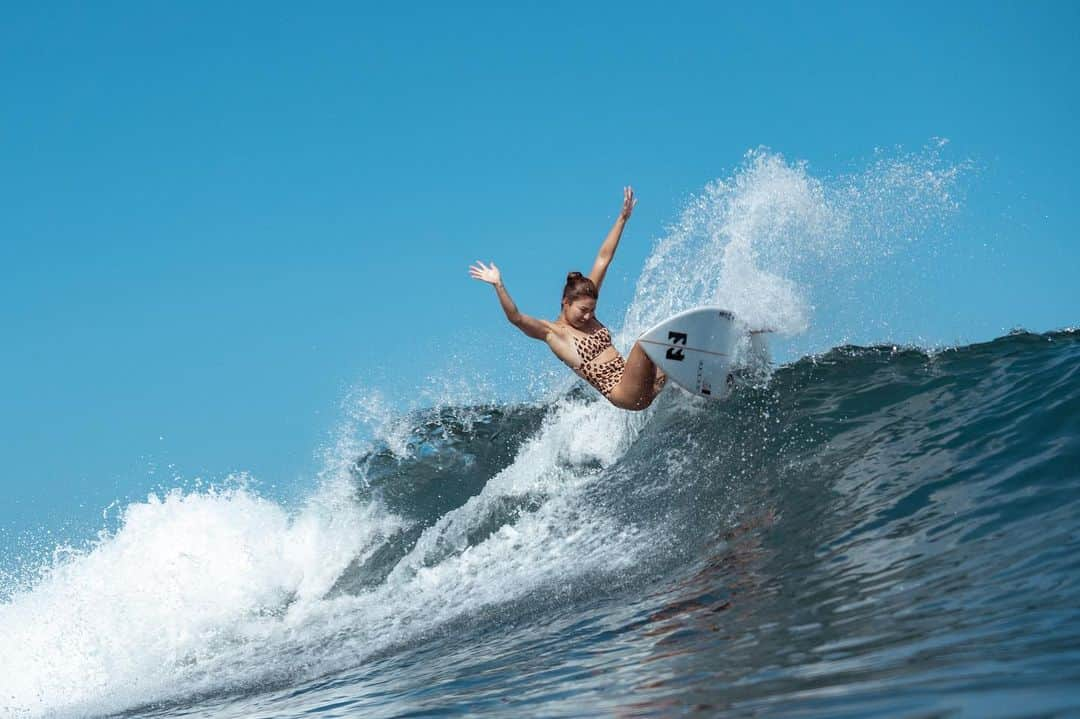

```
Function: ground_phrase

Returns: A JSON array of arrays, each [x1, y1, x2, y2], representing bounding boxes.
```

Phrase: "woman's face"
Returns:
[[563, 297, 596, 328]]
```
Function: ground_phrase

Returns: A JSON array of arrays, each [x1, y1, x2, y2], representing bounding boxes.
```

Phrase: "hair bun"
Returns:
[[562, 271, 599, 304]]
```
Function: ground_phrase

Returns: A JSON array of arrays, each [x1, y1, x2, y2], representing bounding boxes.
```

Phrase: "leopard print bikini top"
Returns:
[[572, 325, 626, 397]]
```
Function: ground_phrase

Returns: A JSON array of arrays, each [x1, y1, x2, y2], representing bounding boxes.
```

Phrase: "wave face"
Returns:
[[3, 331, 1076, 718], [3, 150, 1078, 718]]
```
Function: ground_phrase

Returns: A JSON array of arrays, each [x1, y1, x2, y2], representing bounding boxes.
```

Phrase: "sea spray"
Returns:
[[621, 144, 966, 357]]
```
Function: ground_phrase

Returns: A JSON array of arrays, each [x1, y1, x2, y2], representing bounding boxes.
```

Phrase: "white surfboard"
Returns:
[[638, 307, 741, 399]]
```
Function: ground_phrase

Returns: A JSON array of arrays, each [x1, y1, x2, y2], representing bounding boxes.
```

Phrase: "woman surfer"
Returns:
[[469, 186, 666, 411]]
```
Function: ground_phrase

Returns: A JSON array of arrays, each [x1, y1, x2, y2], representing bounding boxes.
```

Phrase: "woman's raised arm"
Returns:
[[469, 261, 550, 340], [588, 186, 636, 293]]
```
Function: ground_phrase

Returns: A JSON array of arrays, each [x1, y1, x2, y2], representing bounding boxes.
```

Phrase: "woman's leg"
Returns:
[[608, 342, 664, 410], [653, 365, 668, 394]]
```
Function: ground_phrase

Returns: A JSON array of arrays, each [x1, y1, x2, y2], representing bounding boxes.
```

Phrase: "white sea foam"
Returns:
[[0, 485, 401, 715]]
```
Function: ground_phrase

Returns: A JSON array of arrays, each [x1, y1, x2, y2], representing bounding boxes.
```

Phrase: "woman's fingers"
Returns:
[[620, 185, 636, 217], [468, 260, 499, 283]]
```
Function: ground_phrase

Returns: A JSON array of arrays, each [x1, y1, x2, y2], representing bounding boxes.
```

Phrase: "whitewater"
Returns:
[[2, 148, 1078, 718]]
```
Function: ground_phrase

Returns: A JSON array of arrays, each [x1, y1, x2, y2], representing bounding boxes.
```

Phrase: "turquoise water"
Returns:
[[2, 329, 1078, 718]]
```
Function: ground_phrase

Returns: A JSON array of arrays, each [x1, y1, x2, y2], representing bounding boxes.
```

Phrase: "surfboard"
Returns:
[[638, 307, 741, 399]]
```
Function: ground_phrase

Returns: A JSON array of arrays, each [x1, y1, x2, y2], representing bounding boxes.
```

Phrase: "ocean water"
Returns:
[[3, 150, 1078, 718]]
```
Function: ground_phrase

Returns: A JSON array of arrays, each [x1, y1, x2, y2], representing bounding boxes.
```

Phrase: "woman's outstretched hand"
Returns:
[[469, 260, 502, 285], [620, 186, 637, 220]]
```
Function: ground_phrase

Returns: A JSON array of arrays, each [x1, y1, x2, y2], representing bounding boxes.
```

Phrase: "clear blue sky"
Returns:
[[2, 2, 1077, 552]]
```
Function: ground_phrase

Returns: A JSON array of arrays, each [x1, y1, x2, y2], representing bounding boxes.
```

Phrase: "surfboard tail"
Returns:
[[748, 330, 771, 362]]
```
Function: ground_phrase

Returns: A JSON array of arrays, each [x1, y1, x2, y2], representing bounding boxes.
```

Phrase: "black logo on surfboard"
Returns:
[[666, 331, 687, 361]]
